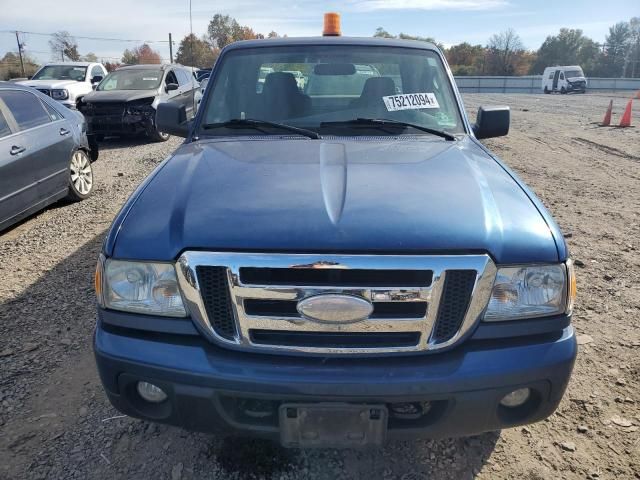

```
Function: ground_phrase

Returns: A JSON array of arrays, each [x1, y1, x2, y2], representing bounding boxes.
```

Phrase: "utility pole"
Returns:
[[15, 31, 25, 77], [169, 33, 173, 63]]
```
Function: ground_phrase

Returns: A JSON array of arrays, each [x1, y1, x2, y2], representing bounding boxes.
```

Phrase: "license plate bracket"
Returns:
[[279, 403, 388, 448]]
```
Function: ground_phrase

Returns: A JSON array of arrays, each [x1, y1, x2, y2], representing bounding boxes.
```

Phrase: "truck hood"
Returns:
[[18, 79, 86, 90], [110, 136, 560, 263], [82, 90, 158, 103]]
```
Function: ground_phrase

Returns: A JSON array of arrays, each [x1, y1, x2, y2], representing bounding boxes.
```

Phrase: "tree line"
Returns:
[[1, 14, 638, 80]]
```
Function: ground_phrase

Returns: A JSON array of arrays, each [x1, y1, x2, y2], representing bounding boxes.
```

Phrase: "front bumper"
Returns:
[[94, 320, 577, 442]]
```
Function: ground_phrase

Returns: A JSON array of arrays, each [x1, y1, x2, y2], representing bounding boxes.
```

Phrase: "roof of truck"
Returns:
[[225, 36, 440, 52]]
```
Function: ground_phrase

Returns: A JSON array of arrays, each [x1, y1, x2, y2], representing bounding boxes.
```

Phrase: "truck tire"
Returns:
[[544, 86, 549, 94], [149, 128, 170, 142], [560, 87, 567, 94], [66, 150, 94, 201]]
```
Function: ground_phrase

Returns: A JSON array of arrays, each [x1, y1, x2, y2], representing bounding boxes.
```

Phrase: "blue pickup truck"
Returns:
[[94, 22, 577, 448]]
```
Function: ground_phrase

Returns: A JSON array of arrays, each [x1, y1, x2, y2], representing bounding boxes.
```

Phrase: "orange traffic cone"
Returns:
[[601, 99, 613, 126], [618, 99, 633, 127]]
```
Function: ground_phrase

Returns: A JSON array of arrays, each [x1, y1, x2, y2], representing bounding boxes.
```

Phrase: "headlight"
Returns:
[[484, 264, 569, 321], [96, 258, 187, 317], [52, 89, 69, 100]]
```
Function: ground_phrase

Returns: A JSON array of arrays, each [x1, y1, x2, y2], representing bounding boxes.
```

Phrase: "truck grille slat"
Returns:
[[239, 267, 432, 287], [177, 253, 496, 355], [249, 330, 421, 348], [243, 299, 428, 319], [195, 266, 236, 340], [431, 270, 477, 343]]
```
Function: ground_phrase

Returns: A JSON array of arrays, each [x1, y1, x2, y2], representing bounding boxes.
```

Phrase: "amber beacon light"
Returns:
[[323, 12, 342, 36]]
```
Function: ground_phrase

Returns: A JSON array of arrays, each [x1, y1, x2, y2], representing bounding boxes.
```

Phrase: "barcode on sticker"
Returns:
[[383, 93, 439, 112]]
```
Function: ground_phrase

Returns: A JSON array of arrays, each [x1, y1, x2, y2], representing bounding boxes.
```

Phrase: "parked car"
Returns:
[[0, 82, 98, 232], [18, 62, 107, 108], [78, 64, 201, 142], [283, 70, 306, 89], [542, 66, 587, 94], [196, 69, 211, 82], [199, 76, 209, 95], [94, 21, 577, 448]]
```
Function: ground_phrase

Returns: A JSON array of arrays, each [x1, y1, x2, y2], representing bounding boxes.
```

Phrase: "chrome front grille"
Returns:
[[176, 252, 496, 355]]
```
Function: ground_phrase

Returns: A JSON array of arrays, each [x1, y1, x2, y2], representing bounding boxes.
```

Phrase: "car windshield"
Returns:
[[565, 70, 583, 78], [32, 65, 87, 81], [97, 69, 163, 91], [200, 45, 464, 136]]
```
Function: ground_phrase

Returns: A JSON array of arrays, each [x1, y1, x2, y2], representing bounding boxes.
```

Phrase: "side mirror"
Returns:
[[27, 75, 33, 80], [473, 106, 510, 139], [165, 83, 179, 93], [92, 84, 98, 90], [91, 75, 103, 84], [156, 102, 190, 138]]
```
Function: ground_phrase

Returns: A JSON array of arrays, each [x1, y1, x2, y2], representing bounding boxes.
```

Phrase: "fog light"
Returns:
[[500, 388, 531, 408], [136, 381, 167, 403]]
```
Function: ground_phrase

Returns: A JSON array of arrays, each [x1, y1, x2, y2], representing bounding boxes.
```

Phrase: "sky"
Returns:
[[1, 0, 637, 64]]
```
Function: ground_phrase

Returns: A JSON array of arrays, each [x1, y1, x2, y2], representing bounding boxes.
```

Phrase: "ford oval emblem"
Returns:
[[297, 294, 373, 324]]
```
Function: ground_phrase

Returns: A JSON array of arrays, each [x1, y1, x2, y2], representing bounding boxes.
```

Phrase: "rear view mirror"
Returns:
[[473, 106, 510, 139], [91, 75, 103, 84], [165, 83, 179, 92], [314, 63, 356, 76], [156, 102, 190, 138]]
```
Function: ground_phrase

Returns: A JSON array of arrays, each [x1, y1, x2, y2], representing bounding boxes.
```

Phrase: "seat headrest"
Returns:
[[360, 77, 396, 98], [263, 72, 299, 95]]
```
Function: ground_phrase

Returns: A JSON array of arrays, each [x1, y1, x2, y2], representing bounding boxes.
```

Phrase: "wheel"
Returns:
[[149, 128, 170, 142], [66, 150, 94, 201], [544, 86, 549, 94], [560, 87, 567, 94]]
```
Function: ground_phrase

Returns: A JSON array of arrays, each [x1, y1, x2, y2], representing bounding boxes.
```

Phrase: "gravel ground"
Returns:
[[1, 92, 639, 480]]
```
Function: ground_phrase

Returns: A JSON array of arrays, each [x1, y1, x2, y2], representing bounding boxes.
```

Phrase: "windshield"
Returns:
[[565, 69, 584, 78], [32, 65, 87, 81], [200, 45, 464, 136], [97, 69, 163, 91]]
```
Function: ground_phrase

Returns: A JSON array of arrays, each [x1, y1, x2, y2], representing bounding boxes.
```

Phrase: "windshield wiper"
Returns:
[[321, 118, 456, 141], [202, 119, 320, 139]]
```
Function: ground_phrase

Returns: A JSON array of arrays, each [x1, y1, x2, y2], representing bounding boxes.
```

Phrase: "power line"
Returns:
[[0, 29, 172, 44]]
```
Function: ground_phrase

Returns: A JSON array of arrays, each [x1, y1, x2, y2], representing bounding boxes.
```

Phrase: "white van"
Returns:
[[542, 66, 587, 94]]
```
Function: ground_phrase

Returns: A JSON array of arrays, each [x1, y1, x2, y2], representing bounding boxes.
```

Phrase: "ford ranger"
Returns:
[[94, 17, 577, 448]]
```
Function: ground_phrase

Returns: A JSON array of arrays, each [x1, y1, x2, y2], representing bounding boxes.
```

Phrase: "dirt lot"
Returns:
[[0, 93, 639, 480]]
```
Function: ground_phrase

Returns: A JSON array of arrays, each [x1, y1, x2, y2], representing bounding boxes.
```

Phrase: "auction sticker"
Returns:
[[383, 93, 439, 112]]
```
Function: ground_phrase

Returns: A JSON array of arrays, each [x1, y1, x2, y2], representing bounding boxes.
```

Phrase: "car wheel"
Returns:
[[544, 86, 549, 94], [150, 128, 170, 142], [66, 150, 94, 201], [560, 87, 567, 94]]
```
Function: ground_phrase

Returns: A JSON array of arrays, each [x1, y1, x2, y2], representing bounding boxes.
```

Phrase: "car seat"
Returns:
[[350, 77, 397, 109], [259, 72, 311, 121]]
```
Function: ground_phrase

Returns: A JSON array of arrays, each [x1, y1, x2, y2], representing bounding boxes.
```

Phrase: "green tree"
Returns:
[[626, 17, 640, 77], [48, 31, 80, 61], [373, 27, 394, 39], [207, 14, 239, 48], [176, 34, 219, 68], [206, 14, 263, 48], [0, 52, 39, 80], [372, 28, 442, 49], [531, 29, 599, 74], [600, 22, 631, 77]]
